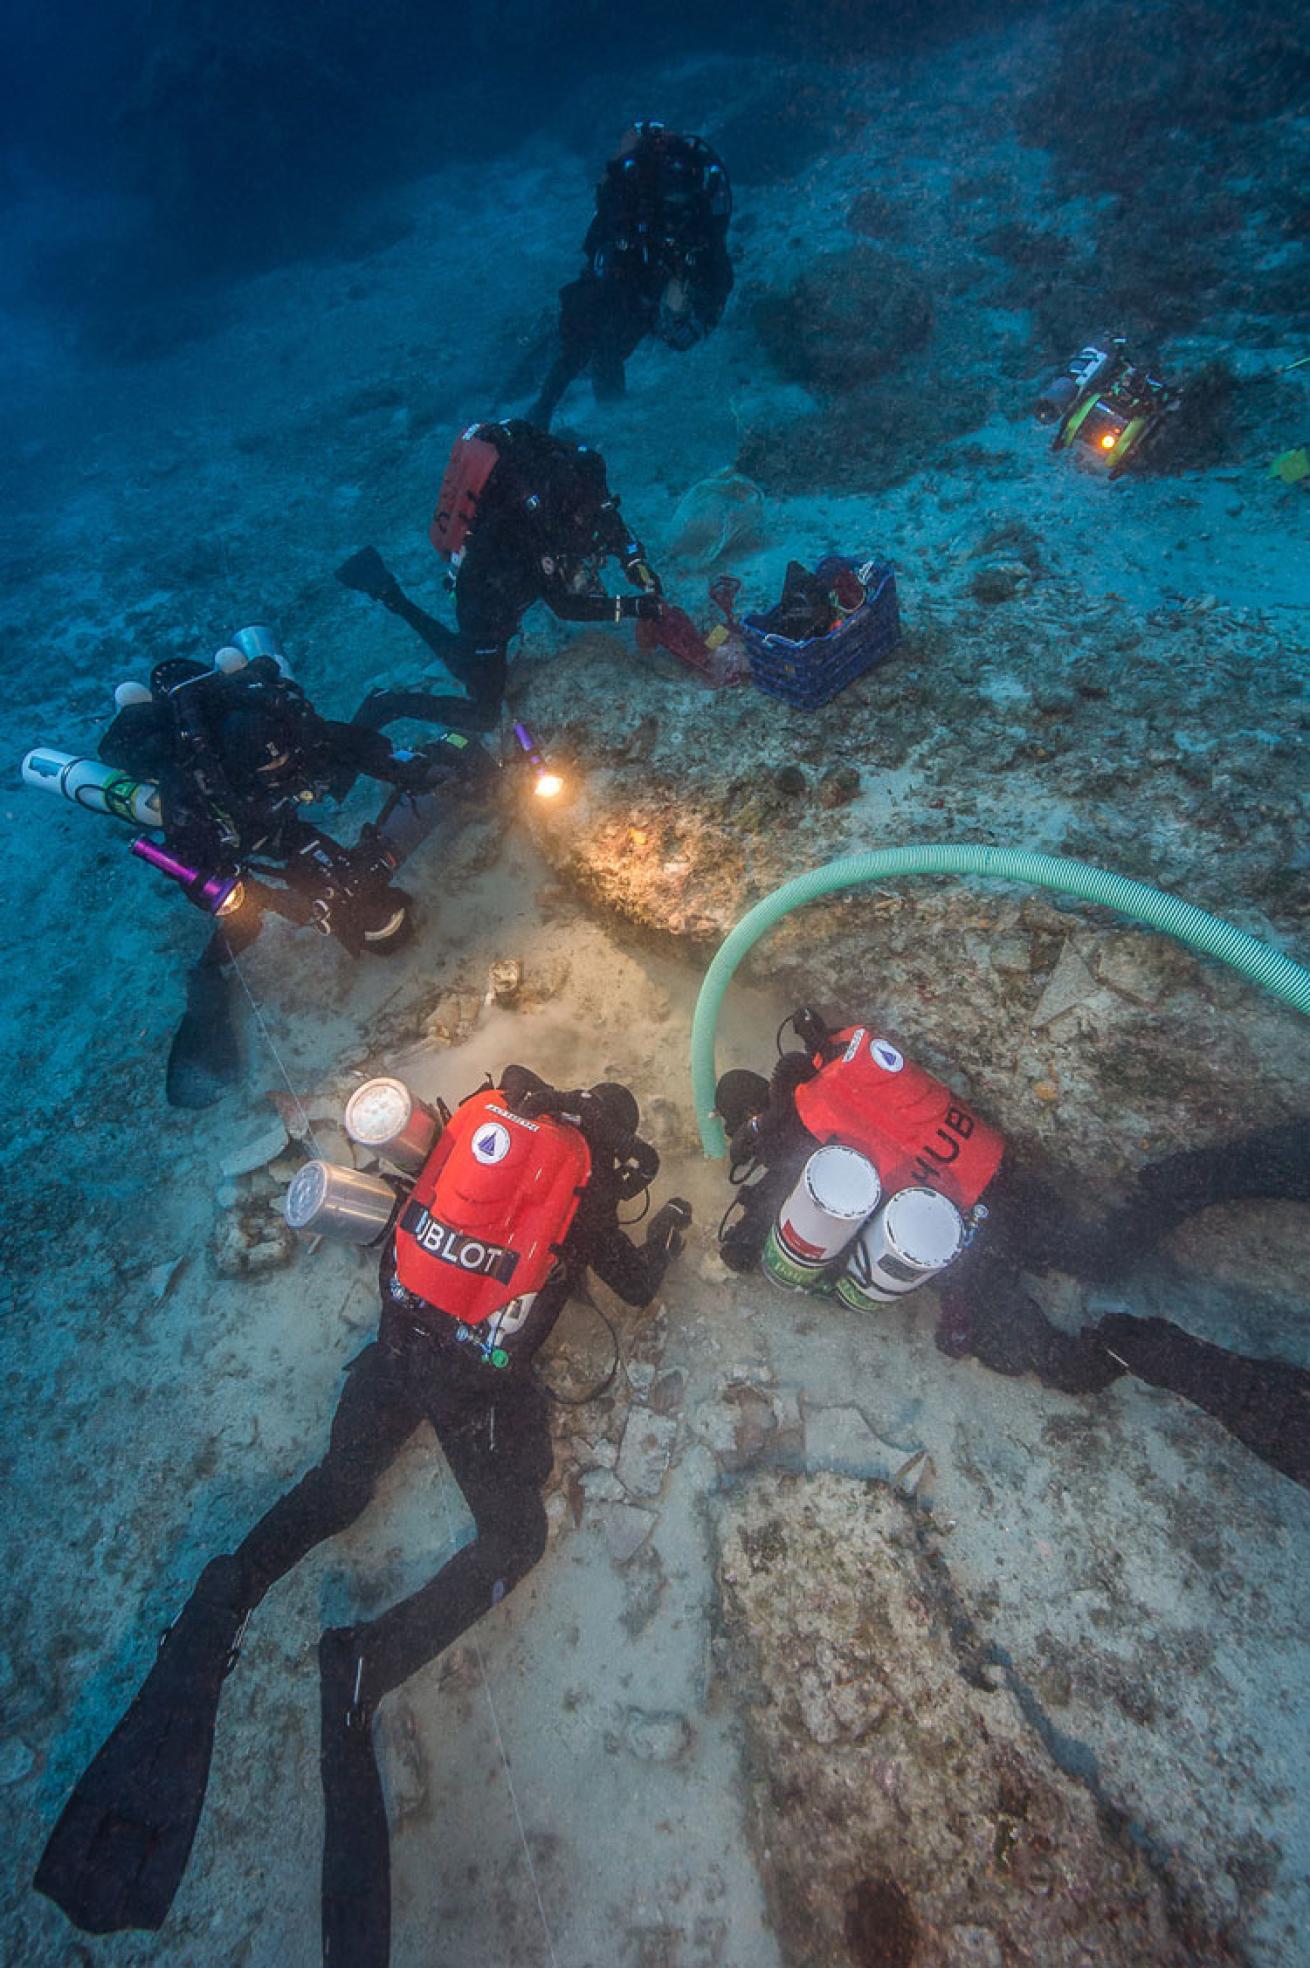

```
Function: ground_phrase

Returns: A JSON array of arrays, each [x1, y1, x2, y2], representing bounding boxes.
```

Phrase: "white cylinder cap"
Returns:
[[213, 646, 249, 674], [114, 681, 152, 708], [344, 1077, 414, 1147]]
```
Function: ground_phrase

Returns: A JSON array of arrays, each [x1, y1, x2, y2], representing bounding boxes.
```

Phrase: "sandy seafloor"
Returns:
[[1, 19, 1308, 1968]]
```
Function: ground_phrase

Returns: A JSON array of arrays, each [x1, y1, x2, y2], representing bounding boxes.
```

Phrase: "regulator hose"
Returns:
[[691, 844, 1310, 1156]]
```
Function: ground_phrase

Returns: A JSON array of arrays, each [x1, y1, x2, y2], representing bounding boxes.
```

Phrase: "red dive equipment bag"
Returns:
[[794, 1025, 1004, 1211], [394, 1089, 591, 1344], [429, 425, 504, 559]]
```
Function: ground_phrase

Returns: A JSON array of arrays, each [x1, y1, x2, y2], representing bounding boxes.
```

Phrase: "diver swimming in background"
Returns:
[[35, 1064, 692, 1968], [337, 418, 664, 726], [25, 631, 493, 1109], [716, 1008, 1310, 1488], [529, 120, 734, 430]]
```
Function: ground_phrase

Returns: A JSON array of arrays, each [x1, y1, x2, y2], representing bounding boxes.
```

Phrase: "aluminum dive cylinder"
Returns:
[[231, 624, 293, 677], [21, 748, 163, 827], [284, 1161, 399, 1244], [836, 1187, 967, 1308], [344, 1077, 442, 1174], [762, 1143, 881, 1291]]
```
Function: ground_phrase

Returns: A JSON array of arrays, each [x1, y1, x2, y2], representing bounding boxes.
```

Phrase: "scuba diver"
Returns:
[[716, 1008, 1310, 1488], [32, 633, 492, 1109], [35, 1064, 693, 1967], [530, 121, 733, 431], [336, 418, 664, 728]]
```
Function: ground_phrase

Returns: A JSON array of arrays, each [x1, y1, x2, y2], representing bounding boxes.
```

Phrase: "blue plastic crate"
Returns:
[[742, 558, 901, 710]]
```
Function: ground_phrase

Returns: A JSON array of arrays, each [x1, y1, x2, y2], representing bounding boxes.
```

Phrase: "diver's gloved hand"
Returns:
[[624, 552, 663, 597], [646, 1198, 692, 1257], [403, 734, 489, 793]]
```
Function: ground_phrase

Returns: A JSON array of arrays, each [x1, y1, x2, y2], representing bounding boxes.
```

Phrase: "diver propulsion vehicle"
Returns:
[[1036, 338, 1175, 477]]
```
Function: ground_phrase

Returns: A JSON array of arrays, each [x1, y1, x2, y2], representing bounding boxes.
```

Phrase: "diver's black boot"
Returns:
[[335, 547, 403, 609], [166, 961, 240, 1110], [35, 1555, 249, 1935], [319, 1626, 390, 1968]]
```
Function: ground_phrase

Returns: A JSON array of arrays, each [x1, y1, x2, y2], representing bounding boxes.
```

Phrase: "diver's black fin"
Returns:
[[335, 546, 398, 605], [166, 963, 239, 1110], [35, 1556, 248, 1935], [319, 1628, 391, 1968]]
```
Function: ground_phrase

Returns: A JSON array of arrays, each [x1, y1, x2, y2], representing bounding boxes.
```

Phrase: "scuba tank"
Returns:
[[835, 1188, 971, 1310], [285, 1160, 401, 1244], [343, 1076, 443, 1174], [762, 1144, 881, 1292], [1035, 342, 1117, 426], [21, 749, 163, 827], [230, 624, 293, 677], [104, 630, 290, 725]]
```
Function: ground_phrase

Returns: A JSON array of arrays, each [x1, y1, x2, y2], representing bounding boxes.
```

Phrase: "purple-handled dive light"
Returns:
[[130, 837, 245, 916], [512, 723, 565, 800]]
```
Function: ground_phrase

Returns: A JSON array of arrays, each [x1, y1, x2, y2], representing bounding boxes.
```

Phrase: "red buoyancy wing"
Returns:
[[794, 1026, 1004, 1209], [393, 1089, 591, 1324], [429, 429, 503, 558]]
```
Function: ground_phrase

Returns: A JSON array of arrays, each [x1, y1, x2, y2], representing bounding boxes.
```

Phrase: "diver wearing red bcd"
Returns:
[[35, 1063, 692, 1968], [716, 1010, 1310, 1482], [388, 1085, 592, 1370]]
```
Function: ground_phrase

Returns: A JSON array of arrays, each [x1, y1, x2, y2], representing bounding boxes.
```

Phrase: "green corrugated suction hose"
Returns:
[[692, 844, 1310, 1156]]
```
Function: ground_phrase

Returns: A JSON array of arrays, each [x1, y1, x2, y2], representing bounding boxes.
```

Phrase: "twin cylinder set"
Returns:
[[284, 1078, 442, 1246], [765, 1143, 972, 1307]]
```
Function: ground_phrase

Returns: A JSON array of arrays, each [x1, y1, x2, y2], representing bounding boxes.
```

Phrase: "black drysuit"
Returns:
[[101, 657, 477, 961], [35, 1069, 686, 1966], [359, 423, 661, 725], [532, 127, 733, 429], [234, 1067, 682, 1964]]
